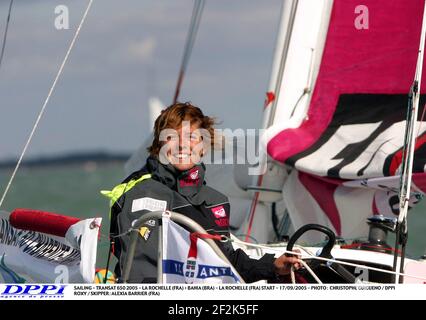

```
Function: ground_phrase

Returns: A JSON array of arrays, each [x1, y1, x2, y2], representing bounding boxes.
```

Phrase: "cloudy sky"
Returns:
[[0, 0, 282, 161]]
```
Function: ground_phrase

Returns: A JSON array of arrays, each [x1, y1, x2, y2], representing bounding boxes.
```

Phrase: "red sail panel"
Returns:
[[267, 0, 426, 178]]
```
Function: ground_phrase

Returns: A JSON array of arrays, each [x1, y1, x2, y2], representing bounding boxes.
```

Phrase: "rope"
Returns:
[[0, 0, 94, 209], [290, 260, 323, 284], [0, 0, 13, 73], [230, 238, 426, 282], [173, 0, 205, 103]]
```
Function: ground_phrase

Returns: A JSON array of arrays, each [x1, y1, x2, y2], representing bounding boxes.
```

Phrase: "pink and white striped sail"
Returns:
[[262, 0, 426, 241]]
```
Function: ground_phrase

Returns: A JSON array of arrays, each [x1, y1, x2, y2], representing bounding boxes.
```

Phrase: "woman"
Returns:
[[108, 102, 300, 283]]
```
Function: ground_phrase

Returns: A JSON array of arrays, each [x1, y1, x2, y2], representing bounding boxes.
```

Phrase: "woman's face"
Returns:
[[161, 121, 204, 171]]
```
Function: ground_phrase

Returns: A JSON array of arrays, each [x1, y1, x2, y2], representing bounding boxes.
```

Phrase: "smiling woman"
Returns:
[[148, 102, 216, 171], [105, 101, 301, 283]]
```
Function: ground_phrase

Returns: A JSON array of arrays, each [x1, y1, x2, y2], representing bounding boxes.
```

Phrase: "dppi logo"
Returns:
[[1, 285, 66, 298]]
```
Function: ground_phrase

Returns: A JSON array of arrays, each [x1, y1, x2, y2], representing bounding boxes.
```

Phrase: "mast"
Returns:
[[263, 0, 299, 129], [393, 0, 426, 284], [172, 0, 205, 104]]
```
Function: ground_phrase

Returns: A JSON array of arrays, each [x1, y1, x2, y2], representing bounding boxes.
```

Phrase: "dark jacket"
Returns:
[[109, 157, 277, 283]]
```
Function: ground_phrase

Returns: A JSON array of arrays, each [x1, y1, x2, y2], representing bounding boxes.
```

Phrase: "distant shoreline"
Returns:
[[0, 151, 132, 170]]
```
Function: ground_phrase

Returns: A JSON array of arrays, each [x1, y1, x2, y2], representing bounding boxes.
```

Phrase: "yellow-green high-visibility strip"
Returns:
[[100, 174, 152, 209]]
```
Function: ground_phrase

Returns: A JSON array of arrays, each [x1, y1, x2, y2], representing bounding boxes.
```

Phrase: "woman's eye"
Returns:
[[167, 135, 178, 141]]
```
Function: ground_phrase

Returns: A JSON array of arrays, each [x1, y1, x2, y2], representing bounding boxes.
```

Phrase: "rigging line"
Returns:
[[0, 0, 94, 209], [0, 0, 14, 73], [291, 260, 323, 284], [183, 0, 204, 70], [289, 48, 315, 118], [173, 0, 205, 104]]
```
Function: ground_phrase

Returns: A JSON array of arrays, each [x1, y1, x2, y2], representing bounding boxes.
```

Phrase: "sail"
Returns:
[[263, 0, 426, 241]]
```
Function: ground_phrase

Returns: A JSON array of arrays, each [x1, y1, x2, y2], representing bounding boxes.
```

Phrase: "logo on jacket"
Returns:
[[179, 168, 200, 187], [211, 205, 229, 227], [139, 227, 151, 241], [211, 205, 226, 218], [190, 169, 199, 180]]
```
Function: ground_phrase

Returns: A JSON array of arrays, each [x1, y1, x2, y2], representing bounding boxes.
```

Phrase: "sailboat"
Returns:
[[220, 0, 426, 283], [1, 0, 426, 285]]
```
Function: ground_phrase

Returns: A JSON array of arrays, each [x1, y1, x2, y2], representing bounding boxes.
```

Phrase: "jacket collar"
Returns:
[[146, 156, 206, 205]]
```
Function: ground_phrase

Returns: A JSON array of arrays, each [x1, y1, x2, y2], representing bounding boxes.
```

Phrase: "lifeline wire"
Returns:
[[0, 0, 94, 208]]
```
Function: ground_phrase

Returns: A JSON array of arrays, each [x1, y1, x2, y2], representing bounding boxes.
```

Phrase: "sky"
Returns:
[[0, 0, 282, 161]]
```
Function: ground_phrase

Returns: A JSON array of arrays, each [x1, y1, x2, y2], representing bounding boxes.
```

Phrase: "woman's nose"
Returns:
[[178, 135, 191, 149]]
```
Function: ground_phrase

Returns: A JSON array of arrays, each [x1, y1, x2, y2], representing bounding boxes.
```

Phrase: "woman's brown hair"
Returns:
[[148, 102, 216, 156]]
